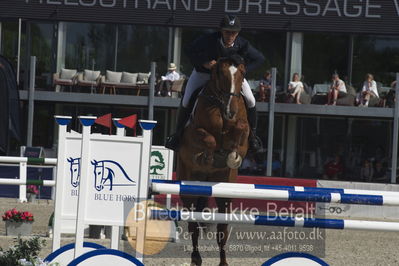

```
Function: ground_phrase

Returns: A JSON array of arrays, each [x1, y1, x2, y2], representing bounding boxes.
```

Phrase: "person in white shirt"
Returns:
[[288, 73, 304, 104], [156, 63, 181, 96], [327, 73, 347, 105], [358, 73, 379, 107]]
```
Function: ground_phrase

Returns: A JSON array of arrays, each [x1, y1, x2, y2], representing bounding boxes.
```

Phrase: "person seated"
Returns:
[[360, 159, 373, 182], [258, 71, 271, 102], [327, 73, 347, 105], [386, 80, 397, 107], [323, 155, 343, 180], [239, 155, 256, 175], [357, 73, 379, 107], [373, 161, 387, 183], [272, 152, 282, 176], [156, 63, 180, 97], [288, 73, 304, 104]]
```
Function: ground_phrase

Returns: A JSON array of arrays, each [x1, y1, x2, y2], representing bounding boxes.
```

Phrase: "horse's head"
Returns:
[[91, 160, 105, 191], [210, 55, 246, 121], [68, 157, 80, 188]]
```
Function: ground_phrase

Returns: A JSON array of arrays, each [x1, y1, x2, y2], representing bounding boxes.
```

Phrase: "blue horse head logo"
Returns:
[[91, 160, 136, 191], [67, 157, 81, 188]]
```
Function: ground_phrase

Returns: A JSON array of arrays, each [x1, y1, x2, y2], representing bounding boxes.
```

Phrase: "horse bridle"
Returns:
[[201, 60, 242, 120]]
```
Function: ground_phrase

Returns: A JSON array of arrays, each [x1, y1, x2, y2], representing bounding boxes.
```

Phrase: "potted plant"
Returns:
[[2, 208, 34, 236], [26, 185, 39, 203]]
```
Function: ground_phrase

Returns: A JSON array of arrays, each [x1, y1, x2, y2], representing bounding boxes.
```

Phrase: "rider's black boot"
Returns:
[[247, 107, 263, 154], [165, 105, 191, 151]]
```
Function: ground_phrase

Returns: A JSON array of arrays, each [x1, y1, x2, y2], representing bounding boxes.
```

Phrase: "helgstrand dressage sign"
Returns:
[[2, 0, 399, 34], [21, 0, 397, 19]]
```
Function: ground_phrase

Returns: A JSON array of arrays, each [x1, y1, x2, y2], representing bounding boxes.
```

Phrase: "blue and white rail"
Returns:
[[151, 180, 399, 206], [151, 209, 399, 232]]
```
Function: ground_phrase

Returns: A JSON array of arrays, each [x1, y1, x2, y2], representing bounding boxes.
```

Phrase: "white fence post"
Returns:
[[19, 162, 27, 202]]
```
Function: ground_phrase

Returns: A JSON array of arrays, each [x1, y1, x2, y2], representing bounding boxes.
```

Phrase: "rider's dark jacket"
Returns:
[[185, 32, 265, 75]]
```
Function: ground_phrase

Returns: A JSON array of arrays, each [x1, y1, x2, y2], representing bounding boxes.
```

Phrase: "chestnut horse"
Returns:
[[177, 57, 249, 266]]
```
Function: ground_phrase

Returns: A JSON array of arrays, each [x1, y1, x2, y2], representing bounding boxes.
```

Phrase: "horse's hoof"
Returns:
[[191, 252, 202, 266], [219, 262, 228, 266]]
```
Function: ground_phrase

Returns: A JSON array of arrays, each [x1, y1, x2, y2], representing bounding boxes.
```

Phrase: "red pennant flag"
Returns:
[[95, 113, 112, 134], [119, 114, 137, 136]]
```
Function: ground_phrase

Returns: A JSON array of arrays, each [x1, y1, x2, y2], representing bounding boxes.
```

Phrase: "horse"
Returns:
[[177, 57, 249, 266], [91, 160, 136, 191], [67, 157, 81, 188]]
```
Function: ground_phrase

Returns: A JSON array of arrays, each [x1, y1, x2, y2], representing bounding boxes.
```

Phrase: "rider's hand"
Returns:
[[203, 60, 216, 69]]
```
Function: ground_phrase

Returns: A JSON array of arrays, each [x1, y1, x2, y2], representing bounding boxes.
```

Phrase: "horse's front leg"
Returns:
[[215, 197, 231, 266], [181, 196, 207, 266], [225, 119, 249, 169], [192, 128, 217, 167]]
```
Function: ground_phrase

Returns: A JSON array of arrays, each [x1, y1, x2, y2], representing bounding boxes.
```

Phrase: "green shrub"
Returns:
[[0, 237, 46, 265]]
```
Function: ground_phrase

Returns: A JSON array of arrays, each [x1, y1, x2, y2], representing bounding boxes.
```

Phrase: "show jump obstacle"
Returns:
[[45, 116, 157, 265], [21, 115, 399, 265]]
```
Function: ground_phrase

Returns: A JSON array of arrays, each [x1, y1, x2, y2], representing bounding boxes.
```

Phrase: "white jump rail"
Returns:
[[151, 179, 399, 206]]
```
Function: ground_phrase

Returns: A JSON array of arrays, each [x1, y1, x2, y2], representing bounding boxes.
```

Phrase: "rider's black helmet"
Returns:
[[220, 15, 241, 32]]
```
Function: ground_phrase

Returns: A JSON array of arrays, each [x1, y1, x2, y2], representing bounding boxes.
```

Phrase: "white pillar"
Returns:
[[285, 116, 297, 177], [56, 22, 67, 73], [289, 32, 303, 78], [173, 28, 182, 72]]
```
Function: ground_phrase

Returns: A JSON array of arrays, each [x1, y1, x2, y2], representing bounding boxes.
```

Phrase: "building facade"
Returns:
[[1, 0, 399, 183]]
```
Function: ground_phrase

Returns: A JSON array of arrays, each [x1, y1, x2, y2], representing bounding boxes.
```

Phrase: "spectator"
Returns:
[[288, 73, 304, 104], [357, 73, 379, 107], [156, 63, 180, 97], [373, 161, 387, 183], [327, 73, 347, 105], [386, 80, 397, 107], [272, 152, 282, 176], [323, 155, 344, 180], [258, 71, 271, 102], [239, 154, 256, 175], [360, 159, 373, 182]]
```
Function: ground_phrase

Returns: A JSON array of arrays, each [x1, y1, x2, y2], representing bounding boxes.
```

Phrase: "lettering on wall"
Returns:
[[22, 0, 390, 18]]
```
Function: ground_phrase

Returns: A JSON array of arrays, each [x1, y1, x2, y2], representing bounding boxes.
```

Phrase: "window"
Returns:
[[353, 35, 399, 89], [116, 25, 169, 74], [30, 22, 55, 90], [294, 116, 392, 183], [64, 22, 116, 72], [302, 33, 350, 87]]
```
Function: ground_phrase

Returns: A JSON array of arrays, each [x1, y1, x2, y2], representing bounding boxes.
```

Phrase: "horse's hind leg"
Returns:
[[182, 196, 208, 266], [215, 197, 231, 266]]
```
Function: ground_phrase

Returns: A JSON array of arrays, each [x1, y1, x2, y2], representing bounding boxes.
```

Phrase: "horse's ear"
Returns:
[[91, 160, 97, 165], [67, 157, 72, 162]]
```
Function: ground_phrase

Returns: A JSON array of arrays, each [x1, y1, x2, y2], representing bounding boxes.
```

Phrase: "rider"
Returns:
[[165, 15, 265, 153]]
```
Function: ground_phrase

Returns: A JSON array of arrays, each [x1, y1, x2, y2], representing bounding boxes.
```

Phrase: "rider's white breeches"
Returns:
[[182, 69, 256, 108]]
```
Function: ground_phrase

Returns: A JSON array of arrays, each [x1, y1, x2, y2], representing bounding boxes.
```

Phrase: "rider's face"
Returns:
[[221, 30, 239, 47]]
